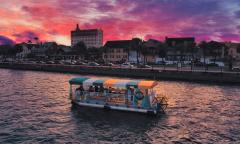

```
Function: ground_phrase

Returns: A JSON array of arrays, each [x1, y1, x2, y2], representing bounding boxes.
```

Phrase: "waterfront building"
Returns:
[[128, 50, 143, 63], [103, 40, 130, 63], [31, 42, 56, 58], [142, 39, 163, 64], [225, 42, 240, 60], [165, 37, 196, 62], [165, 37, 195, 47], [225, 42, 240, 67], [71, 24, 103, 48], [16, 43, 39, 58]]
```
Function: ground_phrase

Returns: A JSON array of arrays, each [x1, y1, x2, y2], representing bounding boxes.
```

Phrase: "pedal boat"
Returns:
[[69, 77, 167, 115]]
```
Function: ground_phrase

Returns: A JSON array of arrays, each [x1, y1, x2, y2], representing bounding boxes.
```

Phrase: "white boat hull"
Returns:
[[72, 101, 158, 115]]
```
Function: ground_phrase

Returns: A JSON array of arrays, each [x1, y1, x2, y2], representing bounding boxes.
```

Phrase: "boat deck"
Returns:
[[75, 99, 151, 110]]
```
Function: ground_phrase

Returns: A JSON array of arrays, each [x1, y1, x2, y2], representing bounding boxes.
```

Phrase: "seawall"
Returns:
[[0, 63, 240, 84]]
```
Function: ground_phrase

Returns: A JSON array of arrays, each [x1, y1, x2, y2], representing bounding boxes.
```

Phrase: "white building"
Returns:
[[16, 43, 37, 58], [71, 24, 103, 48]]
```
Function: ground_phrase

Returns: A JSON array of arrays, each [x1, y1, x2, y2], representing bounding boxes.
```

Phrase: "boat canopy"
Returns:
[[69, 77, 158, 89]]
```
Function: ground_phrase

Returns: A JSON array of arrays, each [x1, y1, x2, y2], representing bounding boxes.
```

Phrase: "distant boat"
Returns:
[[69, 77, 168, 115]]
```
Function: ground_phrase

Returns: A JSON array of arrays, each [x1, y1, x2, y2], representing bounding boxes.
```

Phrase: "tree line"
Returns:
[[0, 38, 235, 63]]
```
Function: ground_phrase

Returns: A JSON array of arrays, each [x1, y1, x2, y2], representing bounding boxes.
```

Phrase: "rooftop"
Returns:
[[165, 37, 195, 41], [104, 40, 132, 49], [71, 24, 102, 36]]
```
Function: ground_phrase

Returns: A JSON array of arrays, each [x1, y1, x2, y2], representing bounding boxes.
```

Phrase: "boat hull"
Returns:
[[72, 100, 158, 115]]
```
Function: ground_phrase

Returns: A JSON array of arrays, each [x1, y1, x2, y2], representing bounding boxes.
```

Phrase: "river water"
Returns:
[[0, 69, 239, 144]]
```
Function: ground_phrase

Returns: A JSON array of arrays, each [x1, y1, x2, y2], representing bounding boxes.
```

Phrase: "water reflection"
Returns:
[[0, 69, 239, 143], [70, 105, 161, 143]]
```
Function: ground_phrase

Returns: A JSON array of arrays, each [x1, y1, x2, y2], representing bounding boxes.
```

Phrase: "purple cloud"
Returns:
[[235, 10, 240, 18], [1, 0, 240, 44], [0, 35, 14, 45], [12, 31, 39, 42]]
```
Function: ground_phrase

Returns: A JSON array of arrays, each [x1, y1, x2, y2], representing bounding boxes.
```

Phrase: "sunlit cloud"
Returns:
[[0, 0, 239, 45]]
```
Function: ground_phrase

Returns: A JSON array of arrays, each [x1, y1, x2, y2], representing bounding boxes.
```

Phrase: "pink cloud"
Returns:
[[0, 0, 239, 45]]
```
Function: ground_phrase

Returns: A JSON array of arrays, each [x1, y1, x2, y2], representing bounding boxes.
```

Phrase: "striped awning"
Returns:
[[69, 77, 158, 89]]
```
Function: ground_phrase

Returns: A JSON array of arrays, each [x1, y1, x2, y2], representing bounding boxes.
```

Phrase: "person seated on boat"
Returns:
[[125, 87, 131, 105], [103, 87, 109, 101], [75, 86, 81, 101], [88, 86, 94, 92], [130, 87, 134, 101], [108, 87, 112, 93], [133, 88, 144, 107], [141, 89, 151, 109], [79, 85, 84, 99], [95, 86, 99, 92], [88, 86, 95, 98], [99, 85, 104, 93], [79, 85, 84, 92]]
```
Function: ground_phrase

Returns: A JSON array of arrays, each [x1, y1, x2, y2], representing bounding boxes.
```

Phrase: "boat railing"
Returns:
[[74, 89, 166, 109]]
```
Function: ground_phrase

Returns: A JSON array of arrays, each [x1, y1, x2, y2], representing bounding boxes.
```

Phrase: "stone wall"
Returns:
[[0, 63, 240, 84]]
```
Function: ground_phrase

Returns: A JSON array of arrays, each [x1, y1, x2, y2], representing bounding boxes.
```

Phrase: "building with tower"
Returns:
[[71, 24, 103, 48]]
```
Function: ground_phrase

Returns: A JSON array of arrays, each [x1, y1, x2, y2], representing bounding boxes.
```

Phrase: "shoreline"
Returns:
[[0, 63, 240, 84]]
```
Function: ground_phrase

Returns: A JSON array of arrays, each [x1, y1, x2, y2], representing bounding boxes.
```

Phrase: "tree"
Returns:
[[187, 42, 197, 60], [0, 45, 11, 56], [45, 42, 60, 56], [34, 37, 39, 44], [0, 45, 17, 58], [198, 41, 210, 69], [158, 42, 167, 59], [86, 47, 102, 61], [131, 38, 143, 65], [207, 41, 225, 62], [198, 41, 207, 60], [72, 41, 87, 55], [14, 44, 23, 54], [140, 43, 149, 65]]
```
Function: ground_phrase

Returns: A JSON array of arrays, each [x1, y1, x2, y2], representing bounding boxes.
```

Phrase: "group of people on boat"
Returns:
[[74, 84, 155, 108], [69, 77, 168, 114]]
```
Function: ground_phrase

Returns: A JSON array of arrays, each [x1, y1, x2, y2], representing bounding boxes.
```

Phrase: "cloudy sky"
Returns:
[[0, 0, 240, 45]]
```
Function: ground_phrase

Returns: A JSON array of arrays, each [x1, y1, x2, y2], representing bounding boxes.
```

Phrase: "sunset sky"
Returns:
[[0, 0, 240, 46]]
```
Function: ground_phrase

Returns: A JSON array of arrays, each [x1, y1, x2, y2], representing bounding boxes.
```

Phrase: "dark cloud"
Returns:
[[236, 25, 240, 34], [2, 0, 240, 44], [122, 0, 220, 18], [235, 10, 240, 19], [12, 31, 39, 42], [220, 33, 240, 41], [21, 5, 60, 20], [0, 35, 14, 45], [94, 1, 115, 12], [144, 34, 164, 41]]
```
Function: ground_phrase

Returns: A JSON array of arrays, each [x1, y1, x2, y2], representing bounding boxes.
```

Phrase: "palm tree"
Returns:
[[27, 40, 32, 44], [131, 38, 142, 65], [140, 42, 148, 65], [205, 41, 225, 63], [198, 41, 209, 69], [34, 37, 39, 44], [157, 42, 167, 61]]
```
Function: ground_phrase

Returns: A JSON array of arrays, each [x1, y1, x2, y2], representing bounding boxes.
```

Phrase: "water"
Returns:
[[0, 69, 239, 144]]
